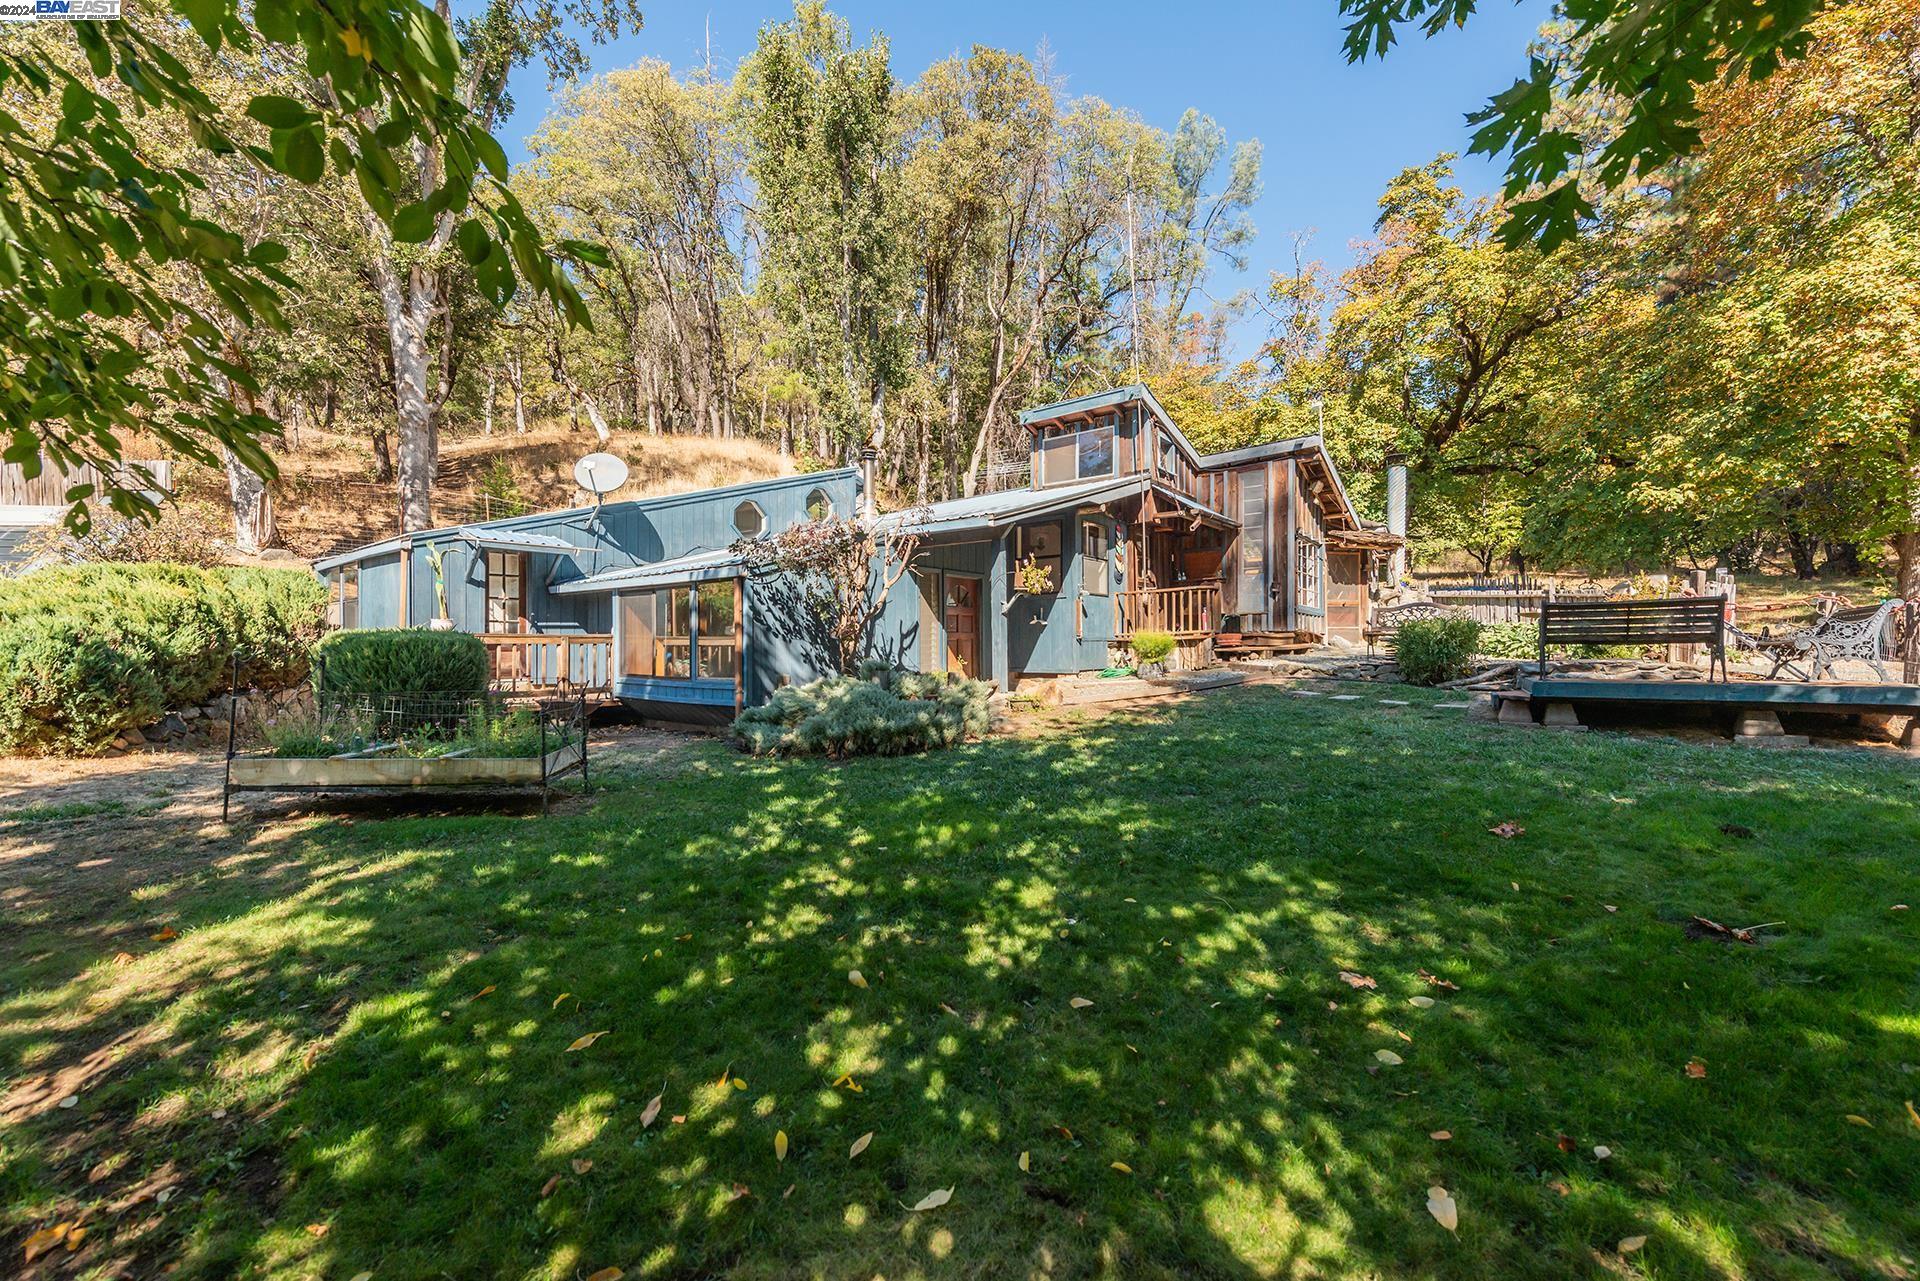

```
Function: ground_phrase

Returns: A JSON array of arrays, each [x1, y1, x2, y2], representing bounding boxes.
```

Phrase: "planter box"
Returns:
[[228, 741, 583, 790]]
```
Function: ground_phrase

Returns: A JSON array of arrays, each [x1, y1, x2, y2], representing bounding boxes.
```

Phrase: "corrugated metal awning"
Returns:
[[453, 526, 581, 556], [551, 547, 744, 595], [874, 475, 1147, 537]]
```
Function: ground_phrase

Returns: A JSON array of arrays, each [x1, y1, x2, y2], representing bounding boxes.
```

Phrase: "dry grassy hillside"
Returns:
[[161, 424, 796, 562]]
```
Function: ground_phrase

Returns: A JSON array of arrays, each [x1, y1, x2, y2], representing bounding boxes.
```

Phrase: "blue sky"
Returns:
[[497, 0, 1550, 359]]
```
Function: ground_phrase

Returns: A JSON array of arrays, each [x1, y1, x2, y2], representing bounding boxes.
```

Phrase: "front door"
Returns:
[[944, 575, 980, 677]]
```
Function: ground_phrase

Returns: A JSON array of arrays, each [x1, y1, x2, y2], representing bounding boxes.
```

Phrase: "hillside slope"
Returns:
[[169, 426, 796, 561]]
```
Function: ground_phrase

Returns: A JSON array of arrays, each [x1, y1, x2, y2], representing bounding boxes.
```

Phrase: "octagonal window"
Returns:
[[733, 500, 767, 539]]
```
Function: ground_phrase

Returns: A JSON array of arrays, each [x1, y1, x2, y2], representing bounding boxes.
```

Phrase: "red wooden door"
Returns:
[[944, 576, 980, 678]]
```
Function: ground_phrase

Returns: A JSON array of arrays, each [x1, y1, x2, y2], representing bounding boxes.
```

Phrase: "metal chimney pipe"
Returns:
[[1385, 457, 1409, 585], [858, 446, 878, 521]]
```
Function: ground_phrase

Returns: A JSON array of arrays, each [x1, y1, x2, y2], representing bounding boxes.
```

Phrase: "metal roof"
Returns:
[[450, 526, 581, 555], [550, 546, 745, 595], [873, 475, 1147, 537]]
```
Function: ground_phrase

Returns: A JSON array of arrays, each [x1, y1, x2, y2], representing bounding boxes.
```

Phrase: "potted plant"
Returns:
[[423, 541, 455, 630], [1132, 628, 1177, 678], [1004, 553, 1055, 614]]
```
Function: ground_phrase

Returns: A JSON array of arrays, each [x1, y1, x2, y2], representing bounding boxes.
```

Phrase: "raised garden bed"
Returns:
[[222, 690, 589, 819]]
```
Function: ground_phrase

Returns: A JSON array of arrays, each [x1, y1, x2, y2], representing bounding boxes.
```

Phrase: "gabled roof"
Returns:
[[551, 546, 744, 595], [874, 475, 1147, 537], [1196, 433, 1364, 532]]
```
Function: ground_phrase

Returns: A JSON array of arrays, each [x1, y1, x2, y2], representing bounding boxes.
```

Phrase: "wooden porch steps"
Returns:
[[1215, 631, 1317, 658]]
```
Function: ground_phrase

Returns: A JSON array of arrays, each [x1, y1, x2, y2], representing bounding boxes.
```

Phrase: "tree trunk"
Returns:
[[483, 369, 496, 436], [224, 452, 276, 555], [369, 254, 438, 532], [371, 429, 394, 484], [1783, 525, 1819, 580]]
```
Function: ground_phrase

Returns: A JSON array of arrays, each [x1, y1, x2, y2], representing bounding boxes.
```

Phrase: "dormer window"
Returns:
[[1038, 419, 1117, 487]]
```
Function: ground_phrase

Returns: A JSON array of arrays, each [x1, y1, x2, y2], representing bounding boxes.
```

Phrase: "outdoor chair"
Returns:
[[1729, 598, 1907, 683]]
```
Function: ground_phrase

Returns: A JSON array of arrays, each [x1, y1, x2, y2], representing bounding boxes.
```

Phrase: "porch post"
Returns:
[[988, 534, 1010, 688], [1281, 460, 1297, 634]]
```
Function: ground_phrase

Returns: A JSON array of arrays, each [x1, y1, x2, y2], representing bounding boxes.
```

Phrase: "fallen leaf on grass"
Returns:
[[1845, 1114, 1873, 1127], [1375, 1050, 1403, 1066], [640, 1094, 662, 1128], [1408, 996, 1435, 1009], [939, 1002, 961, 1017], [1547, 1180, 1571, 1196], [1430, 1130, 1452, 1140], [1418, 969, 1460, 991], [1618, 1235, 1647, 1255], [1069, 997, 1094, 1009], [305, 1224, 330, 1238], [831, 1073, 863, 1093], [1110, 1162, 1132, 1174], [1556, 1134, 1576, 1153], [540, 1173, 562, 1198], [23, 1224, 71, 1263], [727, 1183, 750, 1202], [909, 1187, 953, 1212], [471, 984, 496, 1000], [1604, 905, 1618, 913], [1688, 916, 1758, 944], [551, 992, 573, 1009], [775, 1131, 788, 1161], [1018, 1151, 1030, 1172], [849, 1132, 872, 1159], [58, 1095, 78, 1109], [1337, 971, 1376, 990], [671, 1115, 686, 1124], [848, 970, 868, 989], [1893, 904, 1909, 911], [1685, 1059, 1708, 1079], [566, 1031, 608, 1052], [111, 951, 135, 966], [586, 1269, 624, 1281], [572, 1158, 594, 1175], [730, 1078, 748, 1091], [64, 1226, 85, 1251], [151, 927, 177, 941], [1488, 821, 1524, 839], [1593, 1145, 1613, 1160], [1906, 1100, 1919, 1131], [1426, 1186, 1458, 1232]]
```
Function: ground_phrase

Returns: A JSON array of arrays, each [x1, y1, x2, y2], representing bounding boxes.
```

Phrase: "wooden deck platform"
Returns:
[[1526, 678, 1920, 714], [1514, 677, 1920, 749], [1215, 631, 1317, 658]]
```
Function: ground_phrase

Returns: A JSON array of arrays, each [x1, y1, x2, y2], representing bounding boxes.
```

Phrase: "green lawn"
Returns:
[[3, 685, 1918, 1279]]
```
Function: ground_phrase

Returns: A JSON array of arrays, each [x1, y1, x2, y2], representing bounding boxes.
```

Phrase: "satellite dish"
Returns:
[[574, 452, 629, 499]]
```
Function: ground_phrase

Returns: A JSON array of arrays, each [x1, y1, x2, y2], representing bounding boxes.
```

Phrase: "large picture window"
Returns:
[[697, 581, 738, 680], [1037, 418, 1119, 487], [485, 550, 526, 631], [619, 582, 740, 681]]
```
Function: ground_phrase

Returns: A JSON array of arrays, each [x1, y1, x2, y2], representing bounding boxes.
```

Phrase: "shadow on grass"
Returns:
[[3, 686, 1917, 1279]]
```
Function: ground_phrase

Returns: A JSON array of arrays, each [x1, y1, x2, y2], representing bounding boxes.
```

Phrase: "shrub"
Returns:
[[312, 629, 489, 697], [1477, 621, 1538, 660], [1394, 616, 1483, 685], [1131, 629, 1177, 665], [0, 563, 326, 755], [733, 665, 993, 757]]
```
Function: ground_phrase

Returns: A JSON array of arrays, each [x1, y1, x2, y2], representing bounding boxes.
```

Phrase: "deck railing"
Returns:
[[480, 633, 613, 694], [1116, 580, 1222, 639]]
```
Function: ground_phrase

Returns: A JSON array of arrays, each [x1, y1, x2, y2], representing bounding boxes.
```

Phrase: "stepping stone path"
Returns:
[[1291, 689, 1324, 697], [1434, 701, 1473, 709], [1328, 694, 1362, 701], [1378, 699, 1410, 706]]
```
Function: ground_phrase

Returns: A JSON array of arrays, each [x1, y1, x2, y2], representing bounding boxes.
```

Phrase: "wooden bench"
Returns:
[[1538, 596, 1728, 681]]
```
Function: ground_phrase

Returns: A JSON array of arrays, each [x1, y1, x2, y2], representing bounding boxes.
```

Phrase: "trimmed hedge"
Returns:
[[733, 664, 993, 757], [0, 564, 327, 756], [1394, 616, 1483, 686], [312, 628, 488, 697]]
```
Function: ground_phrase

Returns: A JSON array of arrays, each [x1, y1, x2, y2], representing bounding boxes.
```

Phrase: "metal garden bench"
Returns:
[[1365, 599, 1465, 654]]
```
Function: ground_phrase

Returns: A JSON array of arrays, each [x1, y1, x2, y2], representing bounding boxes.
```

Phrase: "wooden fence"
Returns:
[[480, 633, 613, 695], [1, 458, 172, 507], [1116, 580, 1221, 639]]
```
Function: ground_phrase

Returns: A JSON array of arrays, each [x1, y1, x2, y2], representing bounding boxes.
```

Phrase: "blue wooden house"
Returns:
[[314, 385, 1396, 722]]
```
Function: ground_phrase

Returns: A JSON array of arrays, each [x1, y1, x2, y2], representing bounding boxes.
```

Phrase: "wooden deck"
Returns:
[[1526, 678, 1920, 714], [1215, 631, 1317, 657], [481, 633, 616, 702]]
